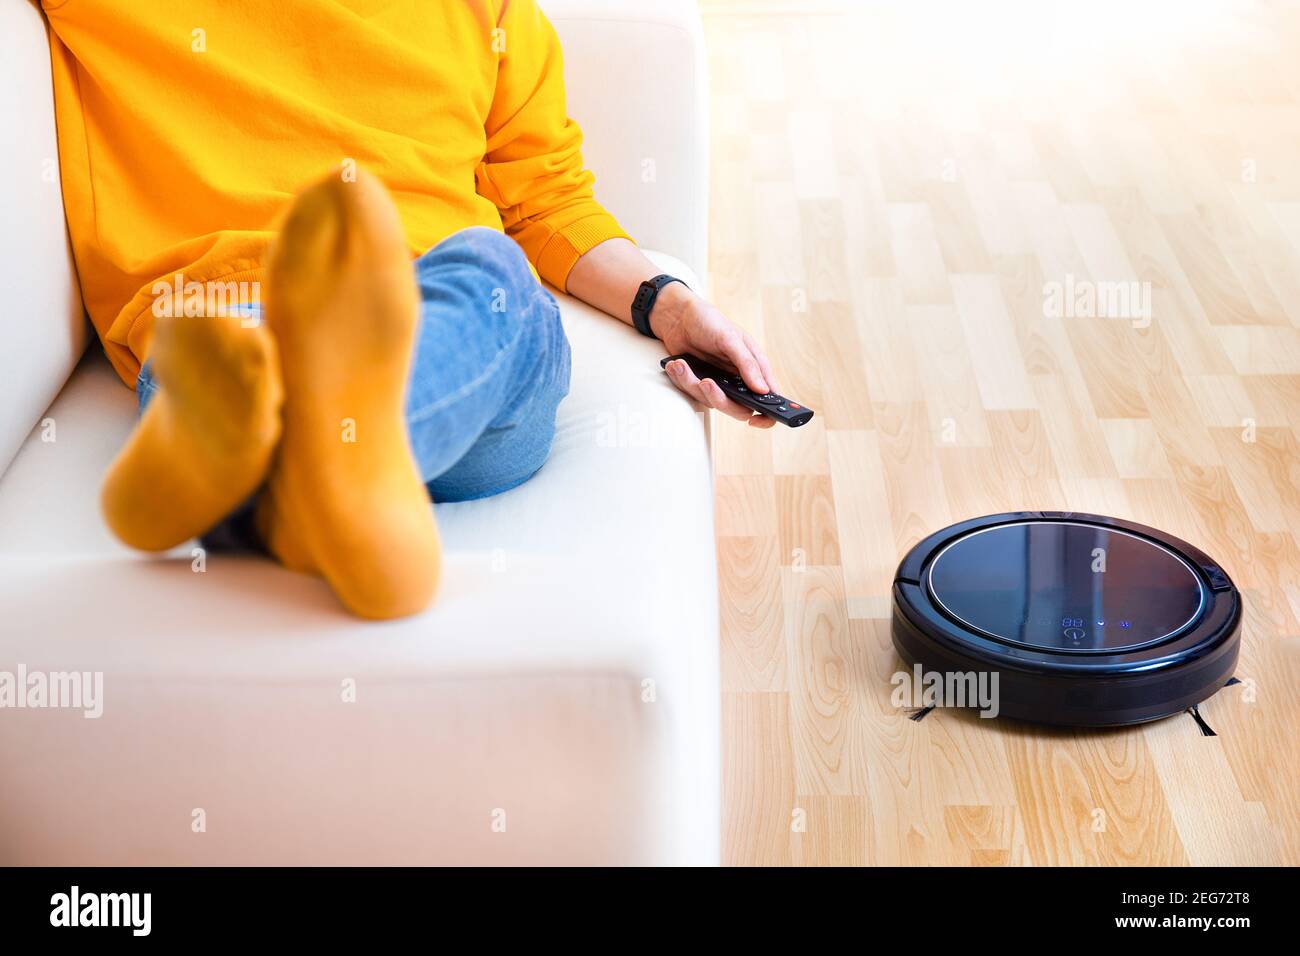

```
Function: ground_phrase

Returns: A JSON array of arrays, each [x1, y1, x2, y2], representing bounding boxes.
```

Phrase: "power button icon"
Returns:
[[1064, 627, 1086, 642]]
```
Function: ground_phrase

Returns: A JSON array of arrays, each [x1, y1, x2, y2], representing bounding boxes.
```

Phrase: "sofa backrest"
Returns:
[[544, 0, 709, 285], [0, 1, 87, 477]]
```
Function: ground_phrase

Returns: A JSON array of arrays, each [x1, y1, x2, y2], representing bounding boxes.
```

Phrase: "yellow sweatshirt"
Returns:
[[42, 0, 630, 386]]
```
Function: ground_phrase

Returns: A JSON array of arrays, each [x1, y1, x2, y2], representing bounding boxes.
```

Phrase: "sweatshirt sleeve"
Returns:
[[473, 0, 632, 292]]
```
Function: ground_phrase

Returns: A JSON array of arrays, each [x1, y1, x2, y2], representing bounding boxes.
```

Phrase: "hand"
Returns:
[[652, 284, 780, 429]]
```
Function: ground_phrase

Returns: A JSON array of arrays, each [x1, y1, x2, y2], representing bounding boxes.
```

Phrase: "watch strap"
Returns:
[[631, 274, 688, 338]]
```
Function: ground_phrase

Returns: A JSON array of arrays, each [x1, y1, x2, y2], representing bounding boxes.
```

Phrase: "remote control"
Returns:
[[660, 354, 814, 427]]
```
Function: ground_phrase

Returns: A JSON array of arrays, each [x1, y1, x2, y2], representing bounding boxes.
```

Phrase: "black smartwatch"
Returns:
[[631, 274, 688, 339]]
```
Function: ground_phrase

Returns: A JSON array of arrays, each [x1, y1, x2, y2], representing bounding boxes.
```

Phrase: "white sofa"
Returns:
[[0, 0, 718, 865]]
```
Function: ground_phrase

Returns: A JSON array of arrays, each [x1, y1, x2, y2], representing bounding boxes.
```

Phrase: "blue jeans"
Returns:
[[138, 227, 571, 538]]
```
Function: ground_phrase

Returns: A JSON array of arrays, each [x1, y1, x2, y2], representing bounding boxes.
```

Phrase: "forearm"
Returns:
[[564, 237, 694, 340]]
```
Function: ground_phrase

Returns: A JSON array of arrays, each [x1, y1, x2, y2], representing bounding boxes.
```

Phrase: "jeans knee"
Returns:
[[416, 227, 548, 342], [426, 226, 532, 292], [460, 225, 528, 266]]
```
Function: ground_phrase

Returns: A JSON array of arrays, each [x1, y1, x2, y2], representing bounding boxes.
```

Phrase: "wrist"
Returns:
[[648, 280, 695, 341]]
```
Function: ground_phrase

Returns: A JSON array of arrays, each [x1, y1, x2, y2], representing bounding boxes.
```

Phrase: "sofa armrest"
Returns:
[[541, 0, 709, 286]]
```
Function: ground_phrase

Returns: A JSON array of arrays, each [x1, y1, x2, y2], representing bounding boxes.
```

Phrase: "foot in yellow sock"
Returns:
[[101, 313, 283, 552], [255, 170, 441, 620]]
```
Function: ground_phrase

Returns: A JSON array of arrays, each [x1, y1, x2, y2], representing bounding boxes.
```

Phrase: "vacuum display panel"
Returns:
[[926, 522, 1205, 654]]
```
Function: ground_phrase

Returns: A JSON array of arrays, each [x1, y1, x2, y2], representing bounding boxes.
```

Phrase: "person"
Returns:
[[42, 0, 778, 619]]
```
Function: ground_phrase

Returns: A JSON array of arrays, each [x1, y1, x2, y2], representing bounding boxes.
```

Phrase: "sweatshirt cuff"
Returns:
[[534, 211, 633, 292]]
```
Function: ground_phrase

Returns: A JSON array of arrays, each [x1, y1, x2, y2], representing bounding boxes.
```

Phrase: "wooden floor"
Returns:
[[703, 0, 1300, 865]]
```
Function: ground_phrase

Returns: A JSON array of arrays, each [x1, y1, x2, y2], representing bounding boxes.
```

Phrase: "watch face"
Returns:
[[926, 521, 1206, 653]]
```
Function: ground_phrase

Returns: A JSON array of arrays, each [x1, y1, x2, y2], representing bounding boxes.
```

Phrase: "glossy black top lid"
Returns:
[[926, 521, 1206, 653]]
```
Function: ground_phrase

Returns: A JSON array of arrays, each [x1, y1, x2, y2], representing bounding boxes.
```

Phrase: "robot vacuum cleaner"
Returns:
[[891, 512, 1241, 727]]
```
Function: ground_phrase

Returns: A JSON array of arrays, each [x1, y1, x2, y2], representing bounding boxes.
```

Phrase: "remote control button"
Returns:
[[755, 393, 784, 405], [778, 404, 788, 412], [788, 402, 801, 410]]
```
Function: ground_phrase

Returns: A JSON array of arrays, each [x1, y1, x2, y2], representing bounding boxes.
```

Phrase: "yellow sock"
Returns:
[[255, 169, 441, 620], [101, 313, 283, 552]]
